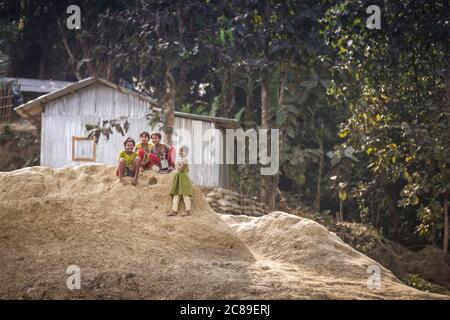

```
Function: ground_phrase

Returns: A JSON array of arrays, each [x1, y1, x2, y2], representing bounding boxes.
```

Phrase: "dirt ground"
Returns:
[[0, 164, 448, 299], [0, 120, 40, 171], [328, 221, 450, 291]]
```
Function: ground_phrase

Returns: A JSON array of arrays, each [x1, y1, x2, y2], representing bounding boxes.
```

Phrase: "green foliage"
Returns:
[[0, 51, 9, 76], [405, 274, 433, 292], [323, 0, 450, 244], [0, 21, 19, 77], [179, 103, 208, 115]]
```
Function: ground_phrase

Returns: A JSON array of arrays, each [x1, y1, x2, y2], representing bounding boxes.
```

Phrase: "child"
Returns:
[[147, 132, 175, 173], [135, 131, 154, 170], [116, 137, 142, 185], [168, 146, 193, 216]]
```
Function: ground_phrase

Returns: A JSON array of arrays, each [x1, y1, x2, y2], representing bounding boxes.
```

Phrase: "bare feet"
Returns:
[[131, 177, 138, 185], [181, 210, 190, 217], [167, 210, 177, 216], [119, 177, 128, 185]]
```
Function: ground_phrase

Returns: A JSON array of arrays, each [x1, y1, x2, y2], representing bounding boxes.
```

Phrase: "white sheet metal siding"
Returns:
[[41, 83, 223, 186], [171, 117, 221, 187]]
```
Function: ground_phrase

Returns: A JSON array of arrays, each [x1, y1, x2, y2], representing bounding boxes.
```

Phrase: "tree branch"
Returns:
[[56, 18, 82, 80]]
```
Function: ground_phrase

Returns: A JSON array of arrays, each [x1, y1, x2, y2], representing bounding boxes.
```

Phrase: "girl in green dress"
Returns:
[[168, 146, 193, 216]]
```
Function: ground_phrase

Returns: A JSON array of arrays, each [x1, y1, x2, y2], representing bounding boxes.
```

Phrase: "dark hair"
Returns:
[[180, 145, 189, 154], [123, 137, 135, 147], [139, 131, 150, 139], [151, 132, 162, 140]]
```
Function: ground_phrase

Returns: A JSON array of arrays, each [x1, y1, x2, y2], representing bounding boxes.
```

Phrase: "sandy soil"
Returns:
[[0, 164, 448, 299]]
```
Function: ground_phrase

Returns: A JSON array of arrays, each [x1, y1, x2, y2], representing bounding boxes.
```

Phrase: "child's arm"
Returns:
[[175, 159, 182, 171], [179, 158, 189, 171]]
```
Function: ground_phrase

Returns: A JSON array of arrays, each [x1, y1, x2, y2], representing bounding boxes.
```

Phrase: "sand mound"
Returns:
[[0, 165, 447, 299], [220, 212, 396, 278]]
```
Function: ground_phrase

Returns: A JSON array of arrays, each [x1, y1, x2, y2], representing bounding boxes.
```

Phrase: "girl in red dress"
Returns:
[[147, 132, 175, 172]]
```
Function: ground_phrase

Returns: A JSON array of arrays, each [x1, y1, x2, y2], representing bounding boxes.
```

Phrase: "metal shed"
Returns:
[[14, 77, 238, 187]]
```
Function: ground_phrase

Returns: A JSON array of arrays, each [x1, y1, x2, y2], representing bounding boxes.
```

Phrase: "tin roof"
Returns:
[[14, 77, 239, 128]]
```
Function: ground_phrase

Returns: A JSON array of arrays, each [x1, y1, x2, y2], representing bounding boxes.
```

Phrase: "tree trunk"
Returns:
[[258, 0, 277, 210], [259, 74, 268, 203], [431, 223, 437, 247], [338, 200, 343, 222], [244, 80, 253, 124], [380, 173, 401, 241], [163, 69, 176, 146], [56, 18, 82, 80], [444, 3, 450, 253], [443, 1, 450, 253], [375, 208, 381, 227], [78, 37, 96, 77], [38, 44, 47, 79], [269, 63, 289, 211], [443, 191, 449, 253], [261, 74, 270, 129], [269, 175, 278, 210], [277, 187, 289, 211], [221, 70, 234, 117], [176, 1, 185, 36], [314, 136, 325, 211], [385, 192, 401, 242], [259, 73, 276, 209]]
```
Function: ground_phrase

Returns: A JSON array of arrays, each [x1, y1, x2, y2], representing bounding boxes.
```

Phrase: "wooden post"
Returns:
[[0, 82, 13, 124]]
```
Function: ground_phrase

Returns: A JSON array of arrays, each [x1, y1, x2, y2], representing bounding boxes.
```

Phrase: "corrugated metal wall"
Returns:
[[41, 83, 223, 187]]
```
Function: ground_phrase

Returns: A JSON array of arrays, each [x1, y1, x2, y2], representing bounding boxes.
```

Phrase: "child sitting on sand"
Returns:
[[134, 131, 154, 170], [116, 137, 142, 185], [147, 132, 175, 173], [168, 146, 193, 217]]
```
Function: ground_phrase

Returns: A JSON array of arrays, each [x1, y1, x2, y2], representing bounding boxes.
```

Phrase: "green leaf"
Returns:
[[219, 28, 225, 45], [287, 104, 300, 115], [299, 90, 309, 104], [411, 195, 419, 206], [300, 80, 318, 90], [331, 154, 341, 167], [276, 109, 288, 125], [338, 129, 349, 138], [234, 107, 245, 121], [320, 79, 332, 89], [339, 190, 347, 201], [225, 29, 233, 42], [403, 171, 410, 180], [286, 127, 296, 138], [305, 148, 322, 158]]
